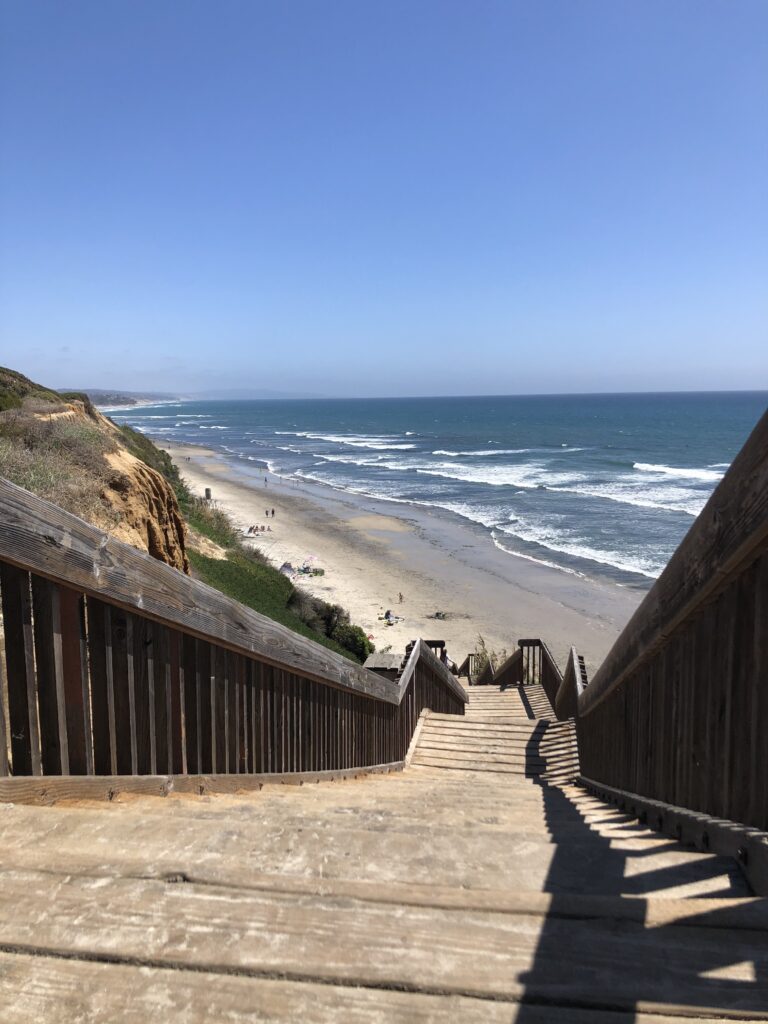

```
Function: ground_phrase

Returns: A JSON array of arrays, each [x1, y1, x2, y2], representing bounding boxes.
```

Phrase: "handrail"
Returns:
[[396, 639, 467, 707], [493, 648, 523, 688], [580, 407, 768, 718], [0, 477, 400, 702], [456, 639, 580, 722], [537, 640, 563, 709], [554, 647, 588, 721], [0, 477, 466, 781], [576, 407, 768, 829]]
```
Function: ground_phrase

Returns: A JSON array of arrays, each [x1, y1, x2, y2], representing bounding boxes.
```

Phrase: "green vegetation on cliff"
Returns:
[[182, 501, 374, 663], [0, 364, 373, 663]]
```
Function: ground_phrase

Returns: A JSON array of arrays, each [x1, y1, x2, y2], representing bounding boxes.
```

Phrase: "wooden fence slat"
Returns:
[[168, 630, 184, 775], [57, 586, 89, 775], [77, 594, 94, 774], [30, 575, 65, 776], [131, 616, 152, 775], [147, 621, 158, 776], [109, 609, 132, 776], [0, 616, 9, 776], [152, 625, 169, 777], [86, 599, 111, 775], [182, 635, 198, 775]]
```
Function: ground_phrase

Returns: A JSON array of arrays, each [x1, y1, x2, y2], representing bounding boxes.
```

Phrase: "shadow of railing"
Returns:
[[513, 724, 765, 1020]]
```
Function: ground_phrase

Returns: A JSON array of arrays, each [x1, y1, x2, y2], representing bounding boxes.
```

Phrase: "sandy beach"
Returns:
[[166, 441, 645, 673]]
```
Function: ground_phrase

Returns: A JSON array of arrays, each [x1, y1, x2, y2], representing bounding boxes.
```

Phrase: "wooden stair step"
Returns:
[[0, 868, 765, 1018], [3, 952, 725, 1024]]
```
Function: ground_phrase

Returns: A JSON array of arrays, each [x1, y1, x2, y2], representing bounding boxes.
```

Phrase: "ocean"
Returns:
[[108, 392, 767, 588]]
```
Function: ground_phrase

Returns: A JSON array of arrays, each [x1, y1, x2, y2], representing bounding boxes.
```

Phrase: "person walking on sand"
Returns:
[[264, 476, 268, 487], [271, 508, 275, 518], [398, 592, 404, 603]]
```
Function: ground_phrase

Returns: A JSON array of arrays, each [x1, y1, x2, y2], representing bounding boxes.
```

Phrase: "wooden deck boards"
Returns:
[[0, 682, 763, 1020]]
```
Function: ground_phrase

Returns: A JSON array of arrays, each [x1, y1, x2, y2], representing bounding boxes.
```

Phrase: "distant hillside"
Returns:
[[61, 387, 180, 407], [0, 366, 372, 661], [0, 367, 188, 572]]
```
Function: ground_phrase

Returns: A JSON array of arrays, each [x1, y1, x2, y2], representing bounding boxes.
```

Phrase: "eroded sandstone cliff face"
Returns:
[[103, 448, 189, 573], [0, 367, 189, 573]]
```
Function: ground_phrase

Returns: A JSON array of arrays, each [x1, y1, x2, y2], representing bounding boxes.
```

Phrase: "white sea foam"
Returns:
[[416, 462, 586, 489], [431, 448, 533, 457], [490, 533, 586, 578], [494, 521, 662, 578], [633, 462, 724, 483], [275, 430, 415, 450], [547, 479, 707, 517]]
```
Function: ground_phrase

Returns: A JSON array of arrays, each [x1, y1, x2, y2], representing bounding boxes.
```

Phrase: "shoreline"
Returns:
[[165, 440, 644, 672]]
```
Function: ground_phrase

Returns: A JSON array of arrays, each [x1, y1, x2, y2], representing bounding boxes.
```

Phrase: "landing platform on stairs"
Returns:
[[0, 683, 765, 1022]]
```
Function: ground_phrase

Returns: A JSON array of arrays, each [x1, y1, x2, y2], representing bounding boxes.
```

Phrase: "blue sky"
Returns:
[[1, 1, 766, 397]]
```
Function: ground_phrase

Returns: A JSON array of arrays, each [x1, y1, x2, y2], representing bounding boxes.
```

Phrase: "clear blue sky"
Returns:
[[1, 1, 766, 397]]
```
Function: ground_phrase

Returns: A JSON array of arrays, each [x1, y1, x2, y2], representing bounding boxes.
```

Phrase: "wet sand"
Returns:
[[166, 442, 644, 672]]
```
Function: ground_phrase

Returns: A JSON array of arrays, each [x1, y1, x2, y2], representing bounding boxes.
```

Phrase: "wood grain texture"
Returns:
[[0, 477, 398, 702], [0, 952, 731, 1024], [0, 867, 766, 1017]]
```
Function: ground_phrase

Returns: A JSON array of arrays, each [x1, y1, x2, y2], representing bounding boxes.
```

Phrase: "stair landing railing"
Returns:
[[0, 477, 466, 796]]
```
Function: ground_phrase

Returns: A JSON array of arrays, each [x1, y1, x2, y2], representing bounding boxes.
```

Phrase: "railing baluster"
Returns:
[[109, 609, 132, 775], [57, 585, 90, 774], [0, 610, 9, 776], [168, 629, 184, 775], [86, 599, 112, 775]]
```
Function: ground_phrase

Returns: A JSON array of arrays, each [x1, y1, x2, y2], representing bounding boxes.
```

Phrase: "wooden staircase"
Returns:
[[413, 683, 579, 781], [1, 679, 764, 1021]]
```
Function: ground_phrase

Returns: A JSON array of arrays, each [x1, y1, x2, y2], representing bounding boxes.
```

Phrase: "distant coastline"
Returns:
[[163, 438, 644, 670], [107, 390, 766, 587]]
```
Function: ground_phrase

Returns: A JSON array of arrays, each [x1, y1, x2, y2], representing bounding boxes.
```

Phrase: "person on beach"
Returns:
[[398, 592, 404, 603], [264, 476, 268, 487], [271, 508, 275, 518]]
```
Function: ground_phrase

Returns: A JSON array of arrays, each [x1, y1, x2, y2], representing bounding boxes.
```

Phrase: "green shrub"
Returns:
[[186, 498, 241, 548], [330, 623, 375, 661], [188, 549, 359, 660]]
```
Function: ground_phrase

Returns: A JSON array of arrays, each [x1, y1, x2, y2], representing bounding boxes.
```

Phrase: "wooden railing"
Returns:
[[457, 639, 583, 722], [576, 408, 768, 830], [0, 478, 466, 785]]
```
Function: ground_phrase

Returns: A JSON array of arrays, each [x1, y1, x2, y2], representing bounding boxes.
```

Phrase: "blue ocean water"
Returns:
[[109, 392, 766, 587]]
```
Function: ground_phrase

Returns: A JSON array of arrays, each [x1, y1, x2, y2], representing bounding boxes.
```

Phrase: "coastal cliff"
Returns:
[[0, 367, 188, 573]]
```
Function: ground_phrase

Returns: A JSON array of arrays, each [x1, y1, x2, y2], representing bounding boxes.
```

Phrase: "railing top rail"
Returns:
[[580, 407, 768, 717], [0, 477, 466, 706]]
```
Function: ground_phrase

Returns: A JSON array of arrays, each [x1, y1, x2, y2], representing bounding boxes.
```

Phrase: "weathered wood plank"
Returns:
[[0, 952, 717, 1024], [57, 586, 89, 774], [0, 633, 8, 777], [0, 868, 767, 1017], [0, 570, 37, 776], [0, 477, 402, 703], [31, 575, 68, 775]]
